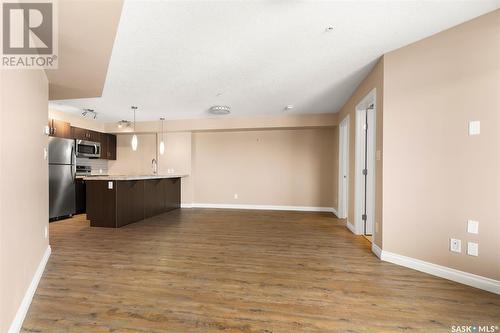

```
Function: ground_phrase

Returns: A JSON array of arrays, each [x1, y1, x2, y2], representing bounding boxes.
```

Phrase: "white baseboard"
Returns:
[[380, 249, 500, 295], [8, 245, 51, 333], [371, 243, 382, 258], [346, 221, 358, 234], [182, 203, 337, 214]]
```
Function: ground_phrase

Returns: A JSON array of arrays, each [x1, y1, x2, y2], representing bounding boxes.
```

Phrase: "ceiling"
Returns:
[[47, 0, 123, 100], [50, 1, 499, 122]]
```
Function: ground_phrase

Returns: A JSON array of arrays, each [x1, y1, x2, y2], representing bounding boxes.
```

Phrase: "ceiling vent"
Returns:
[[208, 105, 231, 115]]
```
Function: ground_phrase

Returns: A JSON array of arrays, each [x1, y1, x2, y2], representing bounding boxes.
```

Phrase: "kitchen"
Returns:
[[48, 116, 184, 227]]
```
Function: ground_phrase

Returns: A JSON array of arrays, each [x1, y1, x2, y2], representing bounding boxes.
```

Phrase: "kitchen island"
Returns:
[[84, 175, 186, 228]]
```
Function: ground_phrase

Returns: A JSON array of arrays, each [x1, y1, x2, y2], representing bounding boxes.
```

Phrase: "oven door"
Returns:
[[76, 140, 101, 158]]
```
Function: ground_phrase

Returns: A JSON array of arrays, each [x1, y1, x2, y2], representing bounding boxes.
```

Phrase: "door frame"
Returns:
[[337, 115, 349, 219], [354, 88, 376, 236]]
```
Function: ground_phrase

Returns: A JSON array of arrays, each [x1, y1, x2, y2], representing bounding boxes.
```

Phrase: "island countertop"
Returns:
[[83, 174, 187, 181]]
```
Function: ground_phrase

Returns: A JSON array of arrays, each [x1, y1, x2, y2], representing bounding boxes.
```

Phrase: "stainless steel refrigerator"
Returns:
[[49, 137, 76, 219]]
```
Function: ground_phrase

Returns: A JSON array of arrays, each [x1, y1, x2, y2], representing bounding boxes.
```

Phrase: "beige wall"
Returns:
[[0, 70, 49, 332], [105, 128, 336, 209], [48, 0, 123, 99], [383, 10, 500, 280], [192, 129, 336, 207], [157, 132, 194, 204], [108, 133, 157, 175], [336, 58, 384, 247]]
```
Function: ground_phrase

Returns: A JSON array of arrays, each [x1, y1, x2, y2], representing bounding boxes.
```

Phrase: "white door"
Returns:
[[338, 116, 349, 219], [354, 89, 376, 238]]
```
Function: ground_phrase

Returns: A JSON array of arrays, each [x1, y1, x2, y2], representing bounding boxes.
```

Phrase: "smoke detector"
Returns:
[[208, 105, 231, 115]]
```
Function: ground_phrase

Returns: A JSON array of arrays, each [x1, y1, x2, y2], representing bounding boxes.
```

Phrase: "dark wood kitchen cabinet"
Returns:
[[164, 178, 181, 211], [75, 178, 86, 214], [86, 177, 182, 228], [107, 134, 117, 160], [100, 133, 117, 160], [48, 119, 71, 138], [116, 180, 145, 227], [145, 179, 165, 218], [71, 126, 100, 142]]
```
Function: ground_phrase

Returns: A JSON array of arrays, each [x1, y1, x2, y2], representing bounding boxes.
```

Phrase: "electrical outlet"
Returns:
[[44, 125, 50, 135], [467, 242, 479, 256], [108, 181, 113, 189], [450, 238, 461, 253], [467, 220, 479, 234], [468, 120, 480, 136], [234, 193, 238, 199]]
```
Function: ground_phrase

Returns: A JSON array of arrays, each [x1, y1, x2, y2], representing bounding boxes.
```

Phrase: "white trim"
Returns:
[[380, 249, 500, 295], [346, 221, 357, 234], [8, 245, 51, 333], [184, 203, 337, 214], [371, 243, 382, 258]]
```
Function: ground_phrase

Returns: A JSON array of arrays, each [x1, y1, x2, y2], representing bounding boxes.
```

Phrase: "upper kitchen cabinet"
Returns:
[[101, 133, 116, 160], [106, 134, 117, 160], [90, 132, 117, 160], [100, 133, 117, 160], [48, 119, 72, 139], [72, 126, 100, 142]]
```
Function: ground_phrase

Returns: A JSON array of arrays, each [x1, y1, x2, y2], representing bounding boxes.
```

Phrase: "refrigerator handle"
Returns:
[[71, 142, 76, 164], [72, 164, 76, 181]]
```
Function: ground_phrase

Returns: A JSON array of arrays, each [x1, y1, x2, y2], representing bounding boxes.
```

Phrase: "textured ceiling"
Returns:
[[50, 1, 499, 122]]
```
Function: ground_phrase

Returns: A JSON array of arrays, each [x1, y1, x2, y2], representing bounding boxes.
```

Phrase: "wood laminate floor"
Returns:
[[23, 209, 499, 333]]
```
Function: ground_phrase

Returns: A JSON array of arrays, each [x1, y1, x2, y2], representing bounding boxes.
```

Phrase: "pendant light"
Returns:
[[131, 106, 138, 151], [159, 117, 165, 155]]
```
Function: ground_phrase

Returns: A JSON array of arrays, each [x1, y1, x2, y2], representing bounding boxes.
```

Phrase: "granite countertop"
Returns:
[[83, 174, 187, 181]]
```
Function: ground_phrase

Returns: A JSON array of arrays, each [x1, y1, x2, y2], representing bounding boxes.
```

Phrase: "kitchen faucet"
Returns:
[[152, 158, 158, 175]]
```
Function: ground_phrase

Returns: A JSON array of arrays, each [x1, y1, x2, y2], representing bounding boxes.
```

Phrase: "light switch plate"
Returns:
[[468, 120, 480, 136], [467, 242, 478, 256], [44, 125, 50, 135], [467, 220, 479, 234], [450, 238, 461, 253]]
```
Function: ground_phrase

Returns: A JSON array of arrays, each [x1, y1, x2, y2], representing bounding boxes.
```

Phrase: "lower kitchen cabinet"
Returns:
[[75, 178, 86, 214], [86, 177, 182, 228]]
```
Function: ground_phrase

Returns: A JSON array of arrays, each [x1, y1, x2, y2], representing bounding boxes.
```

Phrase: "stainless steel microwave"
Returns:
[[76, 140, 101, 158]]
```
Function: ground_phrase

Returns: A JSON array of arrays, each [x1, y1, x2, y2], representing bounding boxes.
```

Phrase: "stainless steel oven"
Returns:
[[76, 140, 101, 158]]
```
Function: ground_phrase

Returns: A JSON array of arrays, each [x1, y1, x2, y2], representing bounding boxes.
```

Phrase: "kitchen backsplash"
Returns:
[[76, 158, 109, 175]]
